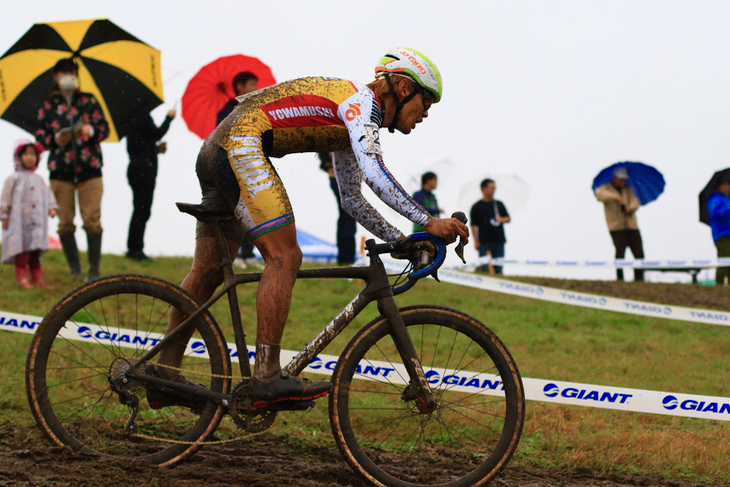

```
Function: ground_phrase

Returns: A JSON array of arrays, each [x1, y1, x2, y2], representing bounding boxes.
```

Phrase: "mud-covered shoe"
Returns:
[[251, 372, 332, 409], [145, 370, 207, 414]]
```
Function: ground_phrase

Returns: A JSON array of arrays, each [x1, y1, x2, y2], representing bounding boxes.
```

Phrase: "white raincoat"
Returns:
[[0, 141, 58, 263]]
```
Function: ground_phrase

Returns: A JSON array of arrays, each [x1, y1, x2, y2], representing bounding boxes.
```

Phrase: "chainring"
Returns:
[[229, 379, 277, 433]]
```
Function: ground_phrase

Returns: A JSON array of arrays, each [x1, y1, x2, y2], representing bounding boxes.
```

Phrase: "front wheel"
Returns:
[[25, 274, 232, 466], [330, 306, 525, 487]]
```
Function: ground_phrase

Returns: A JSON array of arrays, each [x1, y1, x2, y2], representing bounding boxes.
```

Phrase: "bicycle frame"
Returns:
[[130, 222, 437, 410]]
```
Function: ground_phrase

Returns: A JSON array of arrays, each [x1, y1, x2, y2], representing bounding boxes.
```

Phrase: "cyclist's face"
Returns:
[[396, 84, 429, 134]]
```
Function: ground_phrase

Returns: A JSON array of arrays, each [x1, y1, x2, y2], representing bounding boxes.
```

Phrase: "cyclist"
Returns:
[[149, 47, 469, 410]]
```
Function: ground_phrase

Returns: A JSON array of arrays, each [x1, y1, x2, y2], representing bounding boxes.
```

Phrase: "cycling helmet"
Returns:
[[375, 47, 442, 133], [375, 47, 442, 103]]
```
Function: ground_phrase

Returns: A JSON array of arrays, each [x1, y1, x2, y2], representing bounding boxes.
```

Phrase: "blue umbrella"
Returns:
[[591, 161, 665, 205]]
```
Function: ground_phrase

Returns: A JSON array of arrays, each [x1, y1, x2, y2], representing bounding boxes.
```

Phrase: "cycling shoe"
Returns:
[[251, 372, 332, 409]]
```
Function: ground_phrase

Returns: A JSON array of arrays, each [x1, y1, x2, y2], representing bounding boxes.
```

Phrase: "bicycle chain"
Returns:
[[131, 429, 268, 445], [151, 361, 237, 380]]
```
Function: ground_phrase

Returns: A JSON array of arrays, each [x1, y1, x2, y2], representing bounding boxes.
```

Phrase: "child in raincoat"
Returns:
[[0, 140, 58, 289]]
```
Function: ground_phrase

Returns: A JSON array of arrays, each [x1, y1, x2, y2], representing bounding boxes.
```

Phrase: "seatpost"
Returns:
[[213, 222, 234, 280]]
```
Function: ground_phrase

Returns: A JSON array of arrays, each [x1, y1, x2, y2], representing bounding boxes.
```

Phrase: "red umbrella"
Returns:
[[182, 54, 276, 139]]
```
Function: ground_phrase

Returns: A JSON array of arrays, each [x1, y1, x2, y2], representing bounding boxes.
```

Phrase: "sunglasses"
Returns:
[[410, 83, 433, 111]]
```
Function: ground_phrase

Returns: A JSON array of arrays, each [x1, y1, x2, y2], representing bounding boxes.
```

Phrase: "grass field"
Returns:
[[1, 248, 729, 483]]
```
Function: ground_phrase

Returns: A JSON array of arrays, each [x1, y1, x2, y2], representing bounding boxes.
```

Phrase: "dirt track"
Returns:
[[2, 278, 727, 486], [0, 427, 721, 487]]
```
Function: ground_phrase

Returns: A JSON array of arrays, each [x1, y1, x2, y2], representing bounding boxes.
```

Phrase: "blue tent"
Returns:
[[253, 228, 339, 263], [296, 228, 339, 263]]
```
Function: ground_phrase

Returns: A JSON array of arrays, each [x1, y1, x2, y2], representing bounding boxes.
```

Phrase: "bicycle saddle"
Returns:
[[176, 202, 234, 222]]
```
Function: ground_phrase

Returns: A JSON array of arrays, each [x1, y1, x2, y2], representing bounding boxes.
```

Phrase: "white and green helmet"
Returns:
[[375, 47, 443, 103]]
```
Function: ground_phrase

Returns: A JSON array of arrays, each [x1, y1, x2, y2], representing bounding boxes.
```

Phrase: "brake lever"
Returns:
[[451, 211, 468, 264]]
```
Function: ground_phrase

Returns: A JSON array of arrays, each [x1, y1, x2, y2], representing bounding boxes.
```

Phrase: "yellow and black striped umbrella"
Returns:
[[0, 18, 164, 142]]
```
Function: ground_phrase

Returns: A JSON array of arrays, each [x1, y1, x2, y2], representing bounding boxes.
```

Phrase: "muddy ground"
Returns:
[[0, 425, 721, 487], [2, 278, 726, 486]]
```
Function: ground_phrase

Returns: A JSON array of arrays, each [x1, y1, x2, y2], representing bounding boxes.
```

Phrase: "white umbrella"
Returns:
[[403, 158, 455, 193], [457, 174, 531, 216]]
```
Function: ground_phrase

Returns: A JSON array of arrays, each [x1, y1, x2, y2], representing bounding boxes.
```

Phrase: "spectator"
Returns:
[[216, 72, 259, 125], [217, 72, 260, 265], [471, 179, 510, 274], [706, 174, 730, 285], [412, 171, 441, 232], [125, 109, 176, 261], [319, 152, 357, 264], [0, 140, 58, 289], [594, 167, 645, 282], [35, 58, 109, 281]]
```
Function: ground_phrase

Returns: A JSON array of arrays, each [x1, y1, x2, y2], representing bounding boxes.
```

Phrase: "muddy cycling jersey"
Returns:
[[206, 76, 430, 241]]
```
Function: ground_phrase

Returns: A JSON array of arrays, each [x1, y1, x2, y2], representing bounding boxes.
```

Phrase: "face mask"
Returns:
[[58, 75, 77, 92]]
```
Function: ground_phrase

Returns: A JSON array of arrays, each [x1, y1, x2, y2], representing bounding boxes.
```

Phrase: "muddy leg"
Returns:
[[251, 224, 302, 380], [158, 235, 240, 379]]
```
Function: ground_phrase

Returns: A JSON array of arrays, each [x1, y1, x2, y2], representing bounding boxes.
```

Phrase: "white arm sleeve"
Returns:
[[332, 148, 403, 242], [334, 84, 431, 241]]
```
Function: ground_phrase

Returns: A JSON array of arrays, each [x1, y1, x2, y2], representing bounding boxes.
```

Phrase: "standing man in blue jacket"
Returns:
[[707, 174, 730, 285], [412, 171, 441, 232]]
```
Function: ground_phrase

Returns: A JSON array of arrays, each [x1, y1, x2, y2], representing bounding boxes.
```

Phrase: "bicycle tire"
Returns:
[[330, 305, 525, 487], [26, 274, 232, 466]]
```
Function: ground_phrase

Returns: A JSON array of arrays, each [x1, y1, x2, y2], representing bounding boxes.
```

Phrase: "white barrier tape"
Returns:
[[448, 256, 730, 270], [3, 311, 729, 421], [433, 269, 730, 327], [378, 258, 730, 326]]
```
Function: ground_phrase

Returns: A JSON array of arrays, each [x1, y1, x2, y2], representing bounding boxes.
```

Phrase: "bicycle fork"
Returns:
[[377, 296, 437, 414]]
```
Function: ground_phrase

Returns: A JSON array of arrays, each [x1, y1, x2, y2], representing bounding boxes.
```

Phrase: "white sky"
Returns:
[[1, 1, 728, 281]]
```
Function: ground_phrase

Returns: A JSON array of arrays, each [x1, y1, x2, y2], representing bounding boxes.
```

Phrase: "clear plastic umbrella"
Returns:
[[457, 174, 531, 215], [403, 158, 455, 193]]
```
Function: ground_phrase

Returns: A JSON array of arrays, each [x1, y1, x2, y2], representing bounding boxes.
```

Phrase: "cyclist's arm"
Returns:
[[337, 88, 431, 231], [333, 147, 405, 242]]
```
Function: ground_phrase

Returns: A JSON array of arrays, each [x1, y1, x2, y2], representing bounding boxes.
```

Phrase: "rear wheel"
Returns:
[[330, 306, 524, 487], [26, 274, 231, 466]]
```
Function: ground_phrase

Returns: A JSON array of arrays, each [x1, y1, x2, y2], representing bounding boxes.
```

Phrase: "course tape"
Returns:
[[3, 310, 729, 421], [434, 269, 730, 327], [448, 256, 730, 270]]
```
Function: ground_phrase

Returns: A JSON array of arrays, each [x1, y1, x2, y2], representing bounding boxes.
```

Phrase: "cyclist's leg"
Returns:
[[250, 223, 302, 380], [247, 225, 331, 406]]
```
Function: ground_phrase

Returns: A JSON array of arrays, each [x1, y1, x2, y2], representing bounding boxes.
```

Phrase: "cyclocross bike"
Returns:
[[26, 203, 525, 487]]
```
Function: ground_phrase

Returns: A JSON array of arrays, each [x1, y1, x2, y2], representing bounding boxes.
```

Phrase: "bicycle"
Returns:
[[26, 203, 525, 487]]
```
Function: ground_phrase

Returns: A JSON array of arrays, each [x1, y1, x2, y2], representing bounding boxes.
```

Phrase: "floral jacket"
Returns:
[[35, 90, 110, 183]]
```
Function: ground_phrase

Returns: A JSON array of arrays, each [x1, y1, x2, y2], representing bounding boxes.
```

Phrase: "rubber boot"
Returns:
[[59, 234, 82, 279], [15, 268, 34, 289], [86, 233, 102, 281], [30, 269, 55, 290]]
